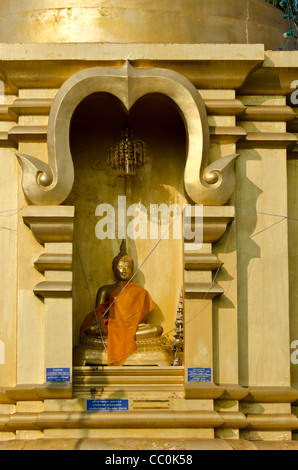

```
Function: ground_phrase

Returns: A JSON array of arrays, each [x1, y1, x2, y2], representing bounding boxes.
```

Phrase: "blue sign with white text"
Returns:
[[187, 368, 212, 383], [86, 399, 129, 411], [46, 368, 71, 383]]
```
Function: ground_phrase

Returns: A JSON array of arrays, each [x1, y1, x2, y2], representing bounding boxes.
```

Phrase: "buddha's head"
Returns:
[[112, 240, 134, 282]]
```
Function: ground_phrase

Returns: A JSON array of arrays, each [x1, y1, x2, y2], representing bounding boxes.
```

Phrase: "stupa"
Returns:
[[0, 0, 298, 451]]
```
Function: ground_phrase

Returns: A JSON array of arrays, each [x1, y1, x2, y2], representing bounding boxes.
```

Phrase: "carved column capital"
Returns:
[[23, 206, 75, 245]]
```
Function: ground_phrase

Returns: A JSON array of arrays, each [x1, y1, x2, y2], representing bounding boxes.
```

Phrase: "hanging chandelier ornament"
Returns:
[[107, 128, 148, 177]]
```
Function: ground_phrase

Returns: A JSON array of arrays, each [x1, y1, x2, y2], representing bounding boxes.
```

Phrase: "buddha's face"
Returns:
[[114, 255, 134, 282]]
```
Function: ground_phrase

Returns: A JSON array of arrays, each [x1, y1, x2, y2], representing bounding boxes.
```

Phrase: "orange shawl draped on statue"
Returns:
[[80, 282, 155, 366]]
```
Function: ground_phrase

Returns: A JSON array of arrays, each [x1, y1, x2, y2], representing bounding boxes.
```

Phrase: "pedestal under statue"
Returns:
[[74, 241, 173, 366]]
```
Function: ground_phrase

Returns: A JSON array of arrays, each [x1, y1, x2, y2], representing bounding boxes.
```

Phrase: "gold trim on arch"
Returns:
[[16, 62, 238, 206]]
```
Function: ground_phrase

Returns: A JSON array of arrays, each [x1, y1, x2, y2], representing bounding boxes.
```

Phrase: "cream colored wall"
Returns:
[[13, 89, 58, 385], [213, 203, 238, 385], [197, 89, 239, 386], [236, 98, 291, 387], [16, 151, 45, 384], [67, 93, 186, 345], [0, 128, 18, 387]]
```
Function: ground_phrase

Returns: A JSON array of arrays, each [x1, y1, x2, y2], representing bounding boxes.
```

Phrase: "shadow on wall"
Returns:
[[212, 148, 263, 387]]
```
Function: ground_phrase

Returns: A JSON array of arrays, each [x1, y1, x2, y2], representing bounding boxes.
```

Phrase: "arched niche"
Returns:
[[17, 64, 238, 207], [17, 65, 238, 373], [66, 91, 187, 346]]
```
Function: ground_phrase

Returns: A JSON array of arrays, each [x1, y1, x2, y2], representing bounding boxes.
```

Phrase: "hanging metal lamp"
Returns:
[[107, 127, 148, 177]]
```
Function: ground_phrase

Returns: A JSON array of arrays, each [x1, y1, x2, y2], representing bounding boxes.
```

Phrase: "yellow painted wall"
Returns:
[[288, 159, 298, 389]]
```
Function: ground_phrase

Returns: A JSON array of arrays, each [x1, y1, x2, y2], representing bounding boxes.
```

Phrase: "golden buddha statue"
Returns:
[[75, 241, 173, 367]]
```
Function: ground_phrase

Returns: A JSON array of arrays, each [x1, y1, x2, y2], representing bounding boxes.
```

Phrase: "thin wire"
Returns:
[[73, 234, 108, 353], [0, 208, 23, 217], [235, 207, 297, 222], [163, 219, 235, 338], [280, 36, 291, 50], [101, 210, 183, 319], [171, 204, 298, 336], [3, 203, 298, 338], [275, 0, 298, 50], [114, 198, 298, 312]]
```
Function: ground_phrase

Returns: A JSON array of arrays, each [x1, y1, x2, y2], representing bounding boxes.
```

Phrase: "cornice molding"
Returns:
[[238, 132, 297, 150], [0, 43, 265, 91], [184, 282, 224, 300], [184, 253, 222, 272], [34, 253, 72, 273], [8, 125, 47, 143], [22, 206, 75, 245], [1, 381, 297, 404], [239, 51, 298, 95], [241, 105, 296, 122], [1, 406, 298, 433], [33, 281, 72, 300], [9, 99, 53, 116]]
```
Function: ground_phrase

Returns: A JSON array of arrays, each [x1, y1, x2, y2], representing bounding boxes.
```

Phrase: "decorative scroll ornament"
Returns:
[[16, 62, 238, 206]]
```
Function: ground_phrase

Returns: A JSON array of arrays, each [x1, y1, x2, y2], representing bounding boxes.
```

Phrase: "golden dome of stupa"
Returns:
[[0, 0, 292, 50]]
